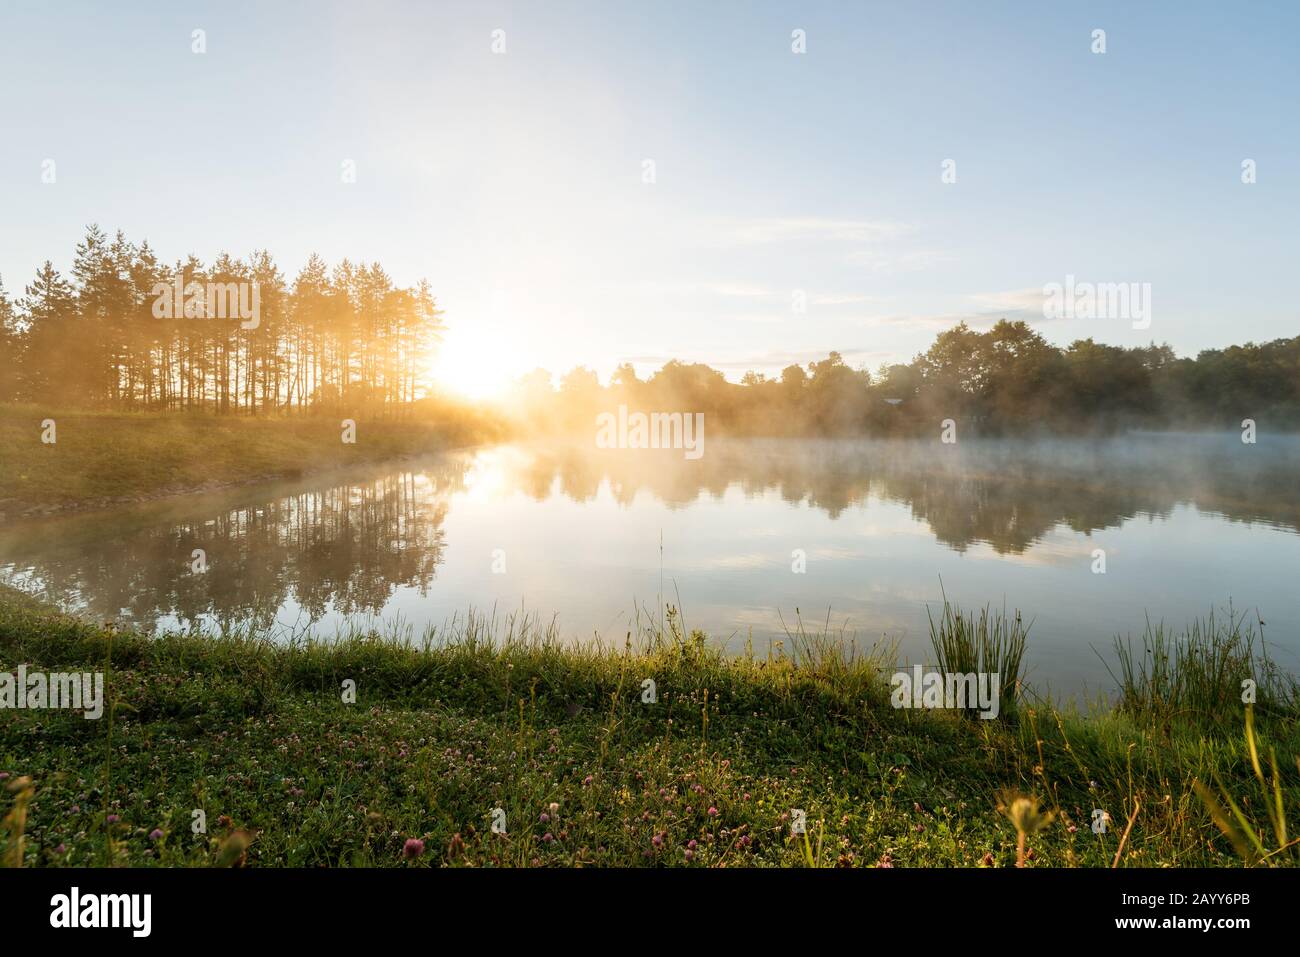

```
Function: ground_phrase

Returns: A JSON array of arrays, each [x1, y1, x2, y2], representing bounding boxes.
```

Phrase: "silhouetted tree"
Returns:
[[0, 227, 444, 414]]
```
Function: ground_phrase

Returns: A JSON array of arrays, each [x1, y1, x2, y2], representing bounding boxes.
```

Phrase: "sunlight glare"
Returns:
[[428, 325, 521, 401]]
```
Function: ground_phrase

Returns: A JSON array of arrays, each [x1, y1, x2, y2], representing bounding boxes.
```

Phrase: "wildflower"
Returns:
[[149, 829, 163, 840], [543, 833, 554, 843], [539, 812, 550, 824], [707, 806, 718, 817], [402, 838, 425, 859], [997, 791, 1054, 868], [652, 833, 664, 847], [106, 814, 120, 824]]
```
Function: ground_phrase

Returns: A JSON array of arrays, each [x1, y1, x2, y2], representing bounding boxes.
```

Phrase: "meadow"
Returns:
[[2, 585, 1296, 867]]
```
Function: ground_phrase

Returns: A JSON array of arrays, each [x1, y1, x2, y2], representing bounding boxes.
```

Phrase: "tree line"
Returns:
[[514, 320, 1300, 436], [0, 226, 443, 413], [5, 229, 1296, 434]]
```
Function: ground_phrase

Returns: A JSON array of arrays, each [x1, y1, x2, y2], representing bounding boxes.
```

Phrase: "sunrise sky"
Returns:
[[2, 0, 1297, 398]]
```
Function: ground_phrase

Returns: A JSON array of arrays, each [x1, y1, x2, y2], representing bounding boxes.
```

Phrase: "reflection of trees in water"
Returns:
[[503, 437, 1300, 555], [4, 439, 1298, 630], [0, 462, 467, 631]]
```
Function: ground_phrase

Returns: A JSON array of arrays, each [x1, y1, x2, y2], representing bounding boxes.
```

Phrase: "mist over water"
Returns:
[[3, 434, 1299, 698]]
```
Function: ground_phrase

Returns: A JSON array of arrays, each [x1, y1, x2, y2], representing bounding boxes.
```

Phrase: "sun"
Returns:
[[427, 326, 520, 402]]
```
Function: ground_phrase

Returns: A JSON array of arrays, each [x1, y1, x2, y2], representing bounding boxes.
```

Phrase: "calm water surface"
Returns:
[[4, 436, 1299, 698]]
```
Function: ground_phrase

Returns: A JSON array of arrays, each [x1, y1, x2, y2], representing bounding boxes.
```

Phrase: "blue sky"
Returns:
[[1, 0, 1296, 396]]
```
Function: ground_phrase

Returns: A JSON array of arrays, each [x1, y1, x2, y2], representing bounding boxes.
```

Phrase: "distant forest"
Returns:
[[3, 227, 1299, 434], [0, 226, 443, 413], [518, 324, 1300, 436]]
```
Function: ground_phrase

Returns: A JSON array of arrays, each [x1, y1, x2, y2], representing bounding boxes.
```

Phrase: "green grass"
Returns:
[[927, 597, 1028, 718], [1195, 706, 1300, 864], [1109, 606, 1298, 729], [1, 587, 1297, 868], [0, 400, 503, 513]]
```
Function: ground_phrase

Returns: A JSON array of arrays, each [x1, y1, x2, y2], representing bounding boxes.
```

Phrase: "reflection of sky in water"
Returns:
[[3, 437, 1300, 699]]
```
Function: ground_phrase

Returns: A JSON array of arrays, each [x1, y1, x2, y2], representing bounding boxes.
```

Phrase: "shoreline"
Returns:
[[1, 589, 1295, 868], [0, 404, 506, 521], [0, 446, 472, 521]]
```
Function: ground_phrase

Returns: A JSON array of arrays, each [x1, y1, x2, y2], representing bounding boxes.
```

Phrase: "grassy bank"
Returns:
[[1, 588, 1297, 868], [0, 400, 505, 515]]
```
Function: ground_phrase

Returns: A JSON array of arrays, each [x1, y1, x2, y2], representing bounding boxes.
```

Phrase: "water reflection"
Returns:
[[494, 435, 1300, 551], [0, 464, 466, 631], [2, 435, 1299, 639]]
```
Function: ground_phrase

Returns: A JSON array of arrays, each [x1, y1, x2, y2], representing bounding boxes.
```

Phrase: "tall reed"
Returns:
[[927, 600, 1028, 718], [1109, 606, 1296, 727]]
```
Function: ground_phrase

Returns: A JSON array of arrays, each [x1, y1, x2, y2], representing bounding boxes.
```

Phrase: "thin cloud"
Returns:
[[966, 287, 1049, 317], [864, 287, 1058, 331], [720, 217, 915, 245], [811, 293, 883, 306], [703, 282, 775, 298], [845, 248, 952, 273]]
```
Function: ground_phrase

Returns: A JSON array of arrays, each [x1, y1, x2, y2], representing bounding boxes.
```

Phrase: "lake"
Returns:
[[3, 434, 1299, 699]]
